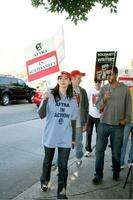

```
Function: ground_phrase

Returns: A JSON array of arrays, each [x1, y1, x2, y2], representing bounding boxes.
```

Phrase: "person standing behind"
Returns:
[[129, 125, 133, 163], [92, 66, 131, 185], [38, 71, 78, 199], [84, 79, 102, 157], [120, 87, 133, 168], [70, 70, 89, 167]]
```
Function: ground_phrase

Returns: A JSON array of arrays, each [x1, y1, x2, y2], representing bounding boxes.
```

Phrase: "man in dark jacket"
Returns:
[[70, 70, 89, 167]]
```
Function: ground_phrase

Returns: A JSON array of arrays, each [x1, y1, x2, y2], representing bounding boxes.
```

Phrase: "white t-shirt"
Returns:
[[88, 87, 101, 118]]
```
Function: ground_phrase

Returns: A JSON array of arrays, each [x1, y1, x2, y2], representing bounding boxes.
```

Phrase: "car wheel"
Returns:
[[28, 93, 34, 103], [1, 94, 10, 106]]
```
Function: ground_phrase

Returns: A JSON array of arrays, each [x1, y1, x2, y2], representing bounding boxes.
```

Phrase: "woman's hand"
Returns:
[[43, 92, 49, 101], [72, 141, 75, 149]]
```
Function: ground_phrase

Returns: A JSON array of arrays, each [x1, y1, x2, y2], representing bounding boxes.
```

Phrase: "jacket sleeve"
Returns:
[[71, 120, 76, 142], [125, 87, 131, 123], [37, 99, 48, 119], [81, 88, 89, 126]]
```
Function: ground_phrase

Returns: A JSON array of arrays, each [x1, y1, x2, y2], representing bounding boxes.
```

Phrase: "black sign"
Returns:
[[95, 51, 117, 81]]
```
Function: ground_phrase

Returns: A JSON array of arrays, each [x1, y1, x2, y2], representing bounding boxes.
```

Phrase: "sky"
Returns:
[[0, 0, 133, 88]]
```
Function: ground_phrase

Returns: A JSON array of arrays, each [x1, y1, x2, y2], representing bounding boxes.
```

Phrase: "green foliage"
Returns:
[[31, 0, 119, 24]]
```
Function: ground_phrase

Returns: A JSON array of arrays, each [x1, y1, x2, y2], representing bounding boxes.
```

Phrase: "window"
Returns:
[[17, 79, 26, 87]]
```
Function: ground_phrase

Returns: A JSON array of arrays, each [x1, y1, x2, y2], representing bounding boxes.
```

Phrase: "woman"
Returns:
[[38, 71, 78, 199]]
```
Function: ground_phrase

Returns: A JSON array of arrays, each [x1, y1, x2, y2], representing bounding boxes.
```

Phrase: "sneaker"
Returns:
[[92, 176, 102, 185], [86, 148, 92, 152], [113, 172, 119, 181], [76, 159, 82, 168], [84, 151, 91, 157], [57, 194, 68, 199], [120, 165, 125, 169], [128, 163, 132, 168], [41, 183, 48, 192]]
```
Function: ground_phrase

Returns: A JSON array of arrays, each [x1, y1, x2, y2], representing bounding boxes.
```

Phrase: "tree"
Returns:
[[31, 0, 118, 24]]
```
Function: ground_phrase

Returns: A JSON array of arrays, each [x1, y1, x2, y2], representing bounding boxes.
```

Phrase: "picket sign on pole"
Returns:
[[24, 26, 65, 82]]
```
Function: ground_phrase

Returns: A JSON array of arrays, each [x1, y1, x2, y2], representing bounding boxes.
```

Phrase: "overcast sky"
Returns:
[[0, 0, 133, 87]]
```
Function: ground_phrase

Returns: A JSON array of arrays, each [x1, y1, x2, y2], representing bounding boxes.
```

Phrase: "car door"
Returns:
[[11, 78, 28, 100]]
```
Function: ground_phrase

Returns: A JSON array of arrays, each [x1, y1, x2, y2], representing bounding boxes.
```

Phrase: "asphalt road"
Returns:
[[0, 102, 43, 200], [0, 101, 76, 200], [0, 101, 39, 127]]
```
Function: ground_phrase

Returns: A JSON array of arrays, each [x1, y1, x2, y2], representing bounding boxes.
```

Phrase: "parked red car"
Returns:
[[33, 86, 51, 107], [33, 88, 44, 107]]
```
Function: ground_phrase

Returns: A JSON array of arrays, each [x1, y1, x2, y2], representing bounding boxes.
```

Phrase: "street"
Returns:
[[0, 101, 39, 127], [0, 102, 76, 200], [0, 102, 43, 200]]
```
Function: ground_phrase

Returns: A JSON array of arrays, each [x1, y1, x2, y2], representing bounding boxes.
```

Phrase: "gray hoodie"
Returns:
[[96, 82, 131, 125]]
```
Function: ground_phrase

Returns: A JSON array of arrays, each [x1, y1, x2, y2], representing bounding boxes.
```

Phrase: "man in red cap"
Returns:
[[70, 70, 86, 77], [70, 70, 89, 167]]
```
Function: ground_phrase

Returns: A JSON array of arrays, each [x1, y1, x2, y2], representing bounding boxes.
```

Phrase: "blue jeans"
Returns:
[[95, 123, 124, 178], [40, 146, 71, 196], [75, 127, 83, 159], [129, 125, 133, 163], [121, 123, 133, 165]]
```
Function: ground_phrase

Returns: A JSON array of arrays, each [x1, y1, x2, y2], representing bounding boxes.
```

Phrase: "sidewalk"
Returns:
[[12, 146, 131, 200]]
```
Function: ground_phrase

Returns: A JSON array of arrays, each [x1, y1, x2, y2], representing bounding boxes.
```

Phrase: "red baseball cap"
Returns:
[[58, 71, 71, 79], [70, 70, 85, 77]]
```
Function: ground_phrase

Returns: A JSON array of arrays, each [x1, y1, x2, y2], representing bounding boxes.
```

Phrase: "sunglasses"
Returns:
[[95, 81, 101, 83], [106, 73, 112, 77]]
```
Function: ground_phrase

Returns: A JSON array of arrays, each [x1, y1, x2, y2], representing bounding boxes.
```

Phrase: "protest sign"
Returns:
[[26, 50, 59, 82], [118, 69, 133, 88], [94, 51, 117, 81], [24, 26, 65, 82]]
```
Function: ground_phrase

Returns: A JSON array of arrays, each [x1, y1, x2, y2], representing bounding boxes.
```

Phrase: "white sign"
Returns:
[[119, 69, 133, 77], [24, 26, 65, 81], [24, 26, 65, 64], [118, 69, 133, 88], [24, 37, 55, 61], [54, 26, 65, 63]]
